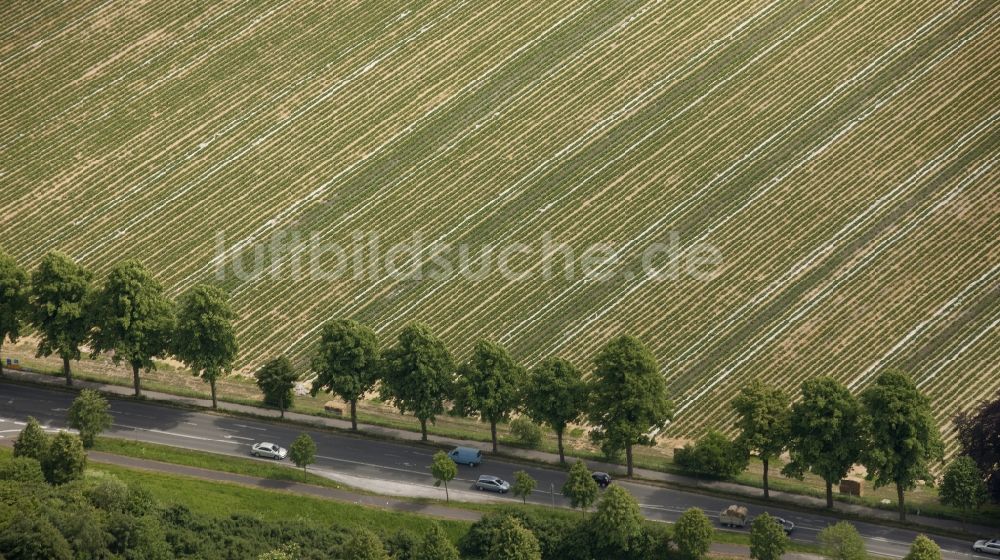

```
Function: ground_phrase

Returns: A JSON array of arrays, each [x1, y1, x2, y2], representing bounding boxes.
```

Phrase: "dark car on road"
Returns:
[[592, 472, 612, 488]]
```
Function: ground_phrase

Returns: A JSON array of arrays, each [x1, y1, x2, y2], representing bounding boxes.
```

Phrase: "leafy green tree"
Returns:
[[955, 391, 1000, 501], [673, 507, 713, 560], [486, 516, 541, 560], [562, 460, 598, 516], [380, 323, 454, 441], [42, 431, 87, 485], [783, 377, 864, 508], [289, 433, 316, 478], [0, 250, 30, 378], [818, 521, 866, 560], [310, 319, 380, 431], [591, 485, 644, 553], [173, 284, 238, 409], [255, 356, 298, 418], [904, 535, 941, 560], [67, 389, 113, 448], [90, 259, 174, 398], [860, 369, 943, 521], [674, 430, 748, 479], [29, 251, 93, 386], [588, 335, 673, 477], [342, 527, 389, 560], [13, 416, 50, 461], [750, 513, 789, 560], [0, 456, 45, 483], [431, 450, 458, 503], [732, 380, 789, 498], [939, 455, 987, 521], [0, 512, 73, 560], [524, 356, 588, 464], [512, 470, 536, 504], [452, 339, 525, 453], [413, 523, 459, 560]]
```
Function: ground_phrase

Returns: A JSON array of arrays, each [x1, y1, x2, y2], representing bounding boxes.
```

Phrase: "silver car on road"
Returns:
[[475, 475, 510, 493], [973, 539, 1000, 555], [251, 442, 287, 459]]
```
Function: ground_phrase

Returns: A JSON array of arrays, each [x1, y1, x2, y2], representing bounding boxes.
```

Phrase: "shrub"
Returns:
[[750, 513, 789, 560], [0, 456, 45, 483], [818, 521, 866, 560], [42, 431, 87, 485], [509, 418, 543, 448], [674, 430, 748, 479], [904, 535, 941, 560]]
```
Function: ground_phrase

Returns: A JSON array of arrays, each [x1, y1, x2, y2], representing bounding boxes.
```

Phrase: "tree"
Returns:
[[591, 485, 644, 553], [732, 380, 789, 499], [524, 356, 588, 464], [310, 319, 380, 431], [783, 377, 864, 508], [255, 356, 298, 418], [289, 433, 316, 478], [674, 430, 749, 479], [90, 259, 174, 398], [29, 251, 93, 386], [904, 535, 941, 560], [173, 284, 238, 409], [42, 431, 87, 485], [0, 250, 30, 378], [955, 391, 1000, 502], [486, 516, 541, 560], [452, 339, 524, 453], [431, 450, 458, 503], [750, 513, 789, 560], [818, 521, 866, 560], [257, 543, 302, 560], [673, 507, 713, 560], [587, 335, 673, 477], [342, 527, 389, 560], [67, 389, 112, 448], [414, 524, 460, 560], [860, 369, 943, 522], [0, 513, 73, 560], [13, 416, 50, 461], [380, 323, 454, 441], [562, 460, 598, 516], [939, 455, 988, 521], [512, 470, 536, 504]]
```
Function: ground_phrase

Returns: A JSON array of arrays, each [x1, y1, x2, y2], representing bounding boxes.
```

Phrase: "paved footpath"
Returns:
[[3, 367, 992, 537]]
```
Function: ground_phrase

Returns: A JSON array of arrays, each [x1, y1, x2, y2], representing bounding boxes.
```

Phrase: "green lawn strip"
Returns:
[[91, 437, 343, 490], [87, 461, 470, 543]]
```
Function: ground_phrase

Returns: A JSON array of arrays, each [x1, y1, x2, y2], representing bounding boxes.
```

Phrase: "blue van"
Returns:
[[447, 446, 482, 466]]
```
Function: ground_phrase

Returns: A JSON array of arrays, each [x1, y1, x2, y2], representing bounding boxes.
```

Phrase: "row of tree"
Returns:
[[302, 319, 671, 477], [0, 250, 238, 407], [684, 374, 993, 523]]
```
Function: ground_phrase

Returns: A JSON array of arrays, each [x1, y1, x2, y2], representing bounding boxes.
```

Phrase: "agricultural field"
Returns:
[[0, 0, 997, 450]]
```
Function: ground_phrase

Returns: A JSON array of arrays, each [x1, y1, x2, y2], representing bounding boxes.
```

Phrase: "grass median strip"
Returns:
[[92, 437, 344, 490]]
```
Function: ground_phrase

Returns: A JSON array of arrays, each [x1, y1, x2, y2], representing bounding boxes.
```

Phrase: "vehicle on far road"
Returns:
[[448, 446, 482, 466], [772, 517, 795, 534], [592, 472, 612, 488], [973, 539, 1000, 555], [475, 475, 510, 493], [251, 442, 287, 460], [719, 504, 748, 528]]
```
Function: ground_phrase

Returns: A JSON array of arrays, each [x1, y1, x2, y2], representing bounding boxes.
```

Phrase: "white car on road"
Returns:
[[251, 442, 287, 460], [974, 539, 1000, 555]]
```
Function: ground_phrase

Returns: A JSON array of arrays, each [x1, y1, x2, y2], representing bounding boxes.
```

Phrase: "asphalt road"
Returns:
[[0, 382, 993, 560]]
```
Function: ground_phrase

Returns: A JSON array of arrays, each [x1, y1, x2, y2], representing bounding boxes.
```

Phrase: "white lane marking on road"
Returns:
[[51, 407, 67, 412], [224, 435, 254, 441], [182, 422, 197, 426], [235, 424, 266, 431], [113, 423, 240, 445]]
